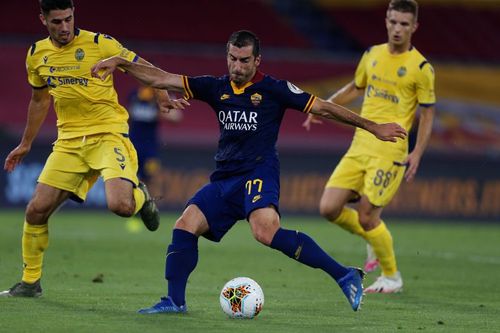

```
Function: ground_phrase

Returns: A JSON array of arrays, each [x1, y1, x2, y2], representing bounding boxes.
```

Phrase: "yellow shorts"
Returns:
[[38, 133, 139, 201], [325, 154, 406, 207]]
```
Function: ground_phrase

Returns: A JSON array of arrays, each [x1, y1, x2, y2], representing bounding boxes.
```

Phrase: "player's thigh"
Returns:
[[175, 204, 210, 236], [86, 133, 140, 186], [186, 181, 243, 242], [38, 145, 94, 201], [244, 161, 280, 219], [362, 157, 405, 207], [326, 155, 365, 192]]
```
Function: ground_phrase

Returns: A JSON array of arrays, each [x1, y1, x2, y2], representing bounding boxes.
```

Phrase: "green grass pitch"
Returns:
[[1, 210, 499, 332]]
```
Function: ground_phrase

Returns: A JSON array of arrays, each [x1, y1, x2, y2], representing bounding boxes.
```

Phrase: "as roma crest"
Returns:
[[250, 93, 262, 106]]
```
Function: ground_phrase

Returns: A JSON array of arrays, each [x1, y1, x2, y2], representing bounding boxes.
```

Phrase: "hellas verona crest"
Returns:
[[75, 48, 85, 61], [397, 66, 407, 77]]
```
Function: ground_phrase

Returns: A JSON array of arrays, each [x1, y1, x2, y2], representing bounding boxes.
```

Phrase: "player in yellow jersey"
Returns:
[[303, 0, 435, 293], [0, 0, 187, 298]]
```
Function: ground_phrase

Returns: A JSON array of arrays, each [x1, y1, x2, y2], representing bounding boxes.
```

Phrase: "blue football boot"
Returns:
[[338, 267, 365, 311], [138, 296, 187, 314]]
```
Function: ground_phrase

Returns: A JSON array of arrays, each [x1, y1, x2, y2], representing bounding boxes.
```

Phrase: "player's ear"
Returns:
[[255, 55, 261, 67], [39, 13, 47, 27], [412, 21, 419, 34]]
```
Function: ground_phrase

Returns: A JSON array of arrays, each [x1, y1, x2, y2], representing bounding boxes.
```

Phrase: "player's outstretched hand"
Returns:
[[91, 57, 121, 80], [4, 144, 31, 172], [372, 123, 407, 142], [302, 114, 323, 131], [157, 95, 190, 113]]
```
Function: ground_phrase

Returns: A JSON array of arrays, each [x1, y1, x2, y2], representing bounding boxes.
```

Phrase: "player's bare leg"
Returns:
[[105, 178, 159, 231], [105, 178, 137, 217], [320, 187, 366, 237]]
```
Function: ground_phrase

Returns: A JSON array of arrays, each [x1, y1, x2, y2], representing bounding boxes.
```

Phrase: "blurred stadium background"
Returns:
[[0, 0, 498, 221]]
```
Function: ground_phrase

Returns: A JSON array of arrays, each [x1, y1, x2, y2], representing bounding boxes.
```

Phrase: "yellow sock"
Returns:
[[22, 222, 49, 284], [331, 207, 366, 238], [364, 221, 397, 276], [133, 186, 146, 215]]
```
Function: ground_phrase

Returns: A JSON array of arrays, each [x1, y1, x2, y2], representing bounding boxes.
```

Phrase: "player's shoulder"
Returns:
[[189, 74, 228, 91], [200, 74, 228, 85], [409, 46, 433, 72], [259, 74, 287, 90], [76, 28, 118, 45], [260, 74, 309, 97], [260, 74, 280, 86], [27, 36, 52, 60], [364, 43, 386, 55], [259, 74, 292, 89]]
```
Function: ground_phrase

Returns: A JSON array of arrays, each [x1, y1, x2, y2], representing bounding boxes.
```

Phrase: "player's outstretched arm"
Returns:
[[4, 88, 51, 172], [310, 98, 407, 142], [91, 56, 185, 93], [135, 57, 189, 112], [302, 81, 364, 131]]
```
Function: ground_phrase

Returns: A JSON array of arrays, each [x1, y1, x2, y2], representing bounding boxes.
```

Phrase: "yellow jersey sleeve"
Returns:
[[97, 33, 138, 62], [354, 50, 369, 89], [26, 44, 47, 88], [416, 62, 436, 106]]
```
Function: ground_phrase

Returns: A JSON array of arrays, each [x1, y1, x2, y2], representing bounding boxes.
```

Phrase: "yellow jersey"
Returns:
[[26, 28, 138, 139], [348, 43, 436, 160]]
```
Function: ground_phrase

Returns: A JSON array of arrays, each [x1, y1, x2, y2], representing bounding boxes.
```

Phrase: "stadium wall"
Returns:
[[1, 141, 498, 222]]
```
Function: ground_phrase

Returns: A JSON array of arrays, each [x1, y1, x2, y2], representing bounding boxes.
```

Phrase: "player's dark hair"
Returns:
[[227, 30, 260, 57], [388, 0, 418, 20], [39, 0, 74, 15]]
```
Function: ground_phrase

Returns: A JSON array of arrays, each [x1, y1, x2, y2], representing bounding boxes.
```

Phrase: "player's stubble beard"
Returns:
[[230, 68, 255, 86]]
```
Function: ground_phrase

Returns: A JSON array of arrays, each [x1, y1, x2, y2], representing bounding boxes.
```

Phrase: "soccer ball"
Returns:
[[219, 277, 264, 319]]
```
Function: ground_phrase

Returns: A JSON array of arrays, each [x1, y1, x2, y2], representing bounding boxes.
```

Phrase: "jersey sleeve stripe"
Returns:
[[30, 43, 37, 56], [132, 55, 139, 63], [182, 75, 193, 99], [303, 95, 316, 113], [94, 33, 100, 44], [30, 84, 48, 90], [419, 60, 429, 69], [419, 103, 435, 107]]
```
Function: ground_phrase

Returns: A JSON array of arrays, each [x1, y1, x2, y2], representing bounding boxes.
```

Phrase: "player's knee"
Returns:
[[107, 199, 135, 217], [358, 211, 378, 231], [252, 228, 273, 246], [26, 199, 52, 223], [174, 216, 190, 231], [250, 222, 276, 246], [319, 200, 342, 222], [174, 215, 207, 236]]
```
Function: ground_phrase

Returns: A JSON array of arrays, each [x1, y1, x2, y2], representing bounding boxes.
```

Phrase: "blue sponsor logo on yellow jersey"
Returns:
[[366, 84, 399, 104], [48, 76, 89, 87]]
